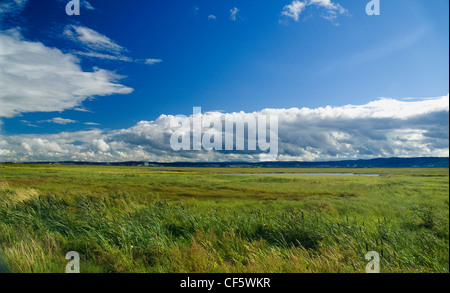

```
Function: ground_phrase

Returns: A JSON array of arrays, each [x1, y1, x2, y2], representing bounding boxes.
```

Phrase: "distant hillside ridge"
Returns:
[[6, 157, 449, 168]]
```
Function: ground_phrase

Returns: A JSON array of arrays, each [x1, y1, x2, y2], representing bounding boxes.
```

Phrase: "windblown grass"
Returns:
[[0, 164, 448, 273]]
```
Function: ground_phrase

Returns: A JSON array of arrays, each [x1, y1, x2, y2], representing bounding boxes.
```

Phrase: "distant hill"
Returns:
[[8, 157, 449, 168]]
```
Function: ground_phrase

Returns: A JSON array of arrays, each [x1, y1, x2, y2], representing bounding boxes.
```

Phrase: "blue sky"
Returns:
[[0, 0, 449, 162]]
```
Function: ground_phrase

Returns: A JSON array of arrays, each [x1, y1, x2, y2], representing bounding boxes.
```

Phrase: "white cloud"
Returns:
[[41, 118, 77, 125], [230, 7, 239, 21], [0, 0, 28, 19], [145, 59, 163, 65], [73, 107, 93, 113], [309, 0, 346, 13], [64, 25, 125, 54], [74, 51, 133, 62], [63, 25, 163, 66], [20, 120, 38, 128], [82, 0, 95, 10], [208, 15, 217, 20], [282, 0, 347, 23], [0, 30, 133, 118], [1, 95, 448, 162], [281, 0, 306, 22], [193, 6, 200, 16], [93, 139, 110, 152]]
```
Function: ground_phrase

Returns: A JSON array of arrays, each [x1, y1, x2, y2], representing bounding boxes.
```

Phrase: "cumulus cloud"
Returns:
[[309, 0, 346, 12], [93, 139, 110, 152], [0, 30, 133, 118], [282, 0, 347, 23], [1, 95, 448, 162], [281, 0, 307, 22]]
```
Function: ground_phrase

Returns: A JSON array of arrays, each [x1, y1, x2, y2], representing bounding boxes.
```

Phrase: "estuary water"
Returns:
[[215, 173, 380, 176]]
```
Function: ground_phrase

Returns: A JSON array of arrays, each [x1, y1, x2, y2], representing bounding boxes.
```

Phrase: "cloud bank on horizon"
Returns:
[[1, 95, 448, 162]]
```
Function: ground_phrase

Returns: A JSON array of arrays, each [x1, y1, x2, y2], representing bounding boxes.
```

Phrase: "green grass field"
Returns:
[[0, 164, 448, 273]]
